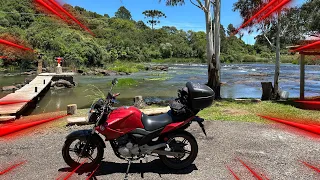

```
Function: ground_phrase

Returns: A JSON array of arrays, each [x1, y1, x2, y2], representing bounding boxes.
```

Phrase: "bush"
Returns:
[[260, 52, 272, 59], [109, 60, 145, 73], [242, 55, 257, 62], [281, 55, 295, 63]]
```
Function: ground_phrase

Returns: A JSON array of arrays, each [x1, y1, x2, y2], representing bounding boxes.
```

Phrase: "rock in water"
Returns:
[[51, 79, 74, 88], [77, 69, 84, 74], [1, 86, 17, 91], [133, 96, 147, 108], [67, 104, 77, 115]]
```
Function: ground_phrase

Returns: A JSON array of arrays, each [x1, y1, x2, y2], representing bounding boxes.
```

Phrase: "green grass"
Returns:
[[108, 60, 145, 73], [49, 99, 320, 129], [146, 77, 171, 81], [83, 84, 107, 105], [117, 78, 139, 86], [198, 100, 320, 123], [151, 58, 205, 64]]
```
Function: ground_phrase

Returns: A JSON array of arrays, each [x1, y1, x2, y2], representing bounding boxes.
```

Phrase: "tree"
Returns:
[[233, 0, 287, 99], [160, 0, 222, 99], [300, 0, 320, 37], [142, 10, 167, 30], [115, 6, 132, 20], [136, 20, 149, 30], [226, 24, 236, 37]]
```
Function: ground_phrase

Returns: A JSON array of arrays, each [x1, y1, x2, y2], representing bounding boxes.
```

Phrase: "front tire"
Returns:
[[159, 131, 198, 169], [62, 135, 104, 170]]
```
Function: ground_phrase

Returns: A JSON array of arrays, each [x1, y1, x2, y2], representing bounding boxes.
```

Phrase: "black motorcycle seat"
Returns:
[[141, 112, 173, 131]]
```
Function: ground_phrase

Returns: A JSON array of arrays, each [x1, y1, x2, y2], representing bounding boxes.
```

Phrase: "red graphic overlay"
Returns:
[[34, 0, 94, 36], [234, 0, 292, 35], [259, 115, 320, 136], [0, 114, 68, 137], [57, 159, 88, 180], [291, 40, 320, 52], [226, 165, 241, 180], [0, 161, 26, 175], [47, 0, 94, 36], [0, 100, 31, 105], [0, 39, 33, 51], [85, 164, 100, 180], [237, 158, 264, 180], [301, 161, 320, 173], [34, 0, 69, 23]]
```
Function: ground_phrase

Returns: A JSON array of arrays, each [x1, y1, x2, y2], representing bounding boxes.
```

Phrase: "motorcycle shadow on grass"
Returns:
[[58, 159, 198, 179]]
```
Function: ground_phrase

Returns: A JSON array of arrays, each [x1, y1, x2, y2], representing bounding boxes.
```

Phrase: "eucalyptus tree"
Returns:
[[233, 0, 298, 98], [160, 0, 222, 99]]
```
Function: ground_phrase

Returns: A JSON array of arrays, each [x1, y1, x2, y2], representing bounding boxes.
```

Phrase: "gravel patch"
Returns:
[[0, 121, 319, 179]]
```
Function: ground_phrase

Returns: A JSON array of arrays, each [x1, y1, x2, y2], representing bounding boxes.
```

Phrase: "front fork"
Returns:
[[78, 127, 96, 159]]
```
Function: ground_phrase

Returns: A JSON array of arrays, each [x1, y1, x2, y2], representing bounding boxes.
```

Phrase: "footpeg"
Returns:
[[165, 144, 171, 151]]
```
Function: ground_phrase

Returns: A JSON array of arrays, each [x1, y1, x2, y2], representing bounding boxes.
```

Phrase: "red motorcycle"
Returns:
[[62, 78, 214, 179]]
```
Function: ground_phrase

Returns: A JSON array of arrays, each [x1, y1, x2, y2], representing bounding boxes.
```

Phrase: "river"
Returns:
[[1, 63, 320, 115]]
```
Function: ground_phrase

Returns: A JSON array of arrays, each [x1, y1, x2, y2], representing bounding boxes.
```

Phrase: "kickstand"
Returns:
[[140, 159, 144, 178], [124, 160, 132, 180]]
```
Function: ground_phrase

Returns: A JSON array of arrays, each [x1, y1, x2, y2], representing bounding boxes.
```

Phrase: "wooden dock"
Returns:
[[0, 75, 53, 116]]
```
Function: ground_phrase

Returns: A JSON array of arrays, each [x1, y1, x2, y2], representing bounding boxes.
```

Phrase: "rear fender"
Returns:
[[160, 116, 194, 134], [66, 130, 106, 148]]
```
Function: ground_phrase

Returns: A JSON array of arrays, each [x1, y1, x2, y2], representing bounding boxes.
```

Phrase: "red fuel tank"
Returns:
[[97, 106, 144, 140]]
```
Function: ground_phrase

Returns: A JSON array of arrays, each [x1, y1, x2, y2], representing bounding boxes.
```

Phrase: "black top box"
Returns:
[[186, 82, 215, 110]]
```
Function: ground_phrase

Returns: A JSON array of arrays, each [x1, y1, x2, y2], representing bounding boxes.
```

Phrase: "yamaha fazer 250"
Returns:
[[62, 78, 214, 179]]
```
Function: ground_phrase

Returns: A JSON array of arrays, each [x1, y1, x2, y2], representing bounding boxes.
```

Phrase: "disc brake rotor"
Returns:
[[169, 139, 188, 158], [74, 141, 95, 158]]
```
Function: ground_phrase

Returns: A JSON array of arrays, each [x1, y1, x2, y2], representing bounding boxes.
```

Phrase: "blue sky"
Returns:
[[64, 0, 306, 45]]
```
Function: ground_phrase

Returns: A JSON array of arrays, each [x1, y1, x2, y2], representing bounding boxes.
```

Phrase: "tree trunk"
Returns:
[[151, 17, 154, 30], [214, 0, 221, 99], [274, 13, 281, 99], [205, 0, 218, 98]]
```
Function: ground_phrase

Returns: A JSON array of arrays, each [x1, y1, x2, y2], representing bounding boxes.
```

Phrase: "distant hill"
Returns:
[[0, 0, 270, 70]]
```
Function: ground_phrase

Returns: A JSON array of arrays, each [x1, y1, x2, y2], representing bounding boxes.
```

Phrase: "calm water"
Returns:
[[1, 63, 320, 115]]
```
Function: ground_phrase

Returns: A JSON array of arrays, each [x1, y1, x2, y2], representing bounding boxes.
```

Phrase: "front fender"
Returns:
[[66, 130, 106, 148]]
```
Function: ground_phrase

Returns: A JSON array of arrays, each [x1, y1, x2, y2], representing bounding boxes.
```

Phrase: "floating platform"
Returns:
[[0, 72, 76, 118]]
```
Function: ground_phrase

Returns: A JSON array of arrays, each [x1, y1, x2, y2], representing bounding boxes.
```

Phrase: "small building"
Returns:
[[288, 36, 320, 100]]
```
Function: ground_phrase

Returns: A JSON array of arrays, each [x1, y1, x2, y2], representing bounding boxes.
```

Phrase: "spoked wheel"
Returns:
[[159, 131, 198, 169], [62, 137, 104, 170]]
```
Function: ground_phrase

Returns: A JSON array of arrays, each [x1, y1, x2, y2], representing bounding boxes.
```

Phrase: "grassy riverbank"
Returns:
[[198, 100, 320, 123], [48, 99, 320, 129], [2, 55, 320, 75]]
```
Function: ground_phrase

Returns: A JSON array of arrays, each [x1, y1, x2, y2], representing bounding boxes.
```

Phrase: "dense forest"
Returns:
[[0, 0, 318, 71]]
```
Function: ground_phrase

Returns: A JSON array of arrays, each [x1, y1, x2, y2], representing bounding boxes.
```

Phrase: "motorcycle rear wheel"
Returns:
[[62, 136, 104, 170], [159, 131, 198, 170]]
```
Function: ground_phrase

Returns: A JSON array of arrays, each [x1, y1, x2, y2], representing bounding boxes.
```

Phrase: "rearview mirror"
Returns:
[[112, 78, 118, 85]]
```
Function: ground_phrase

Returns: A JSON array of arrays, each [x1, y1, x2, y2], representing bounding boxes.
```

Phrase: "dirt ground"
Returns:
[[0, 120, 319, 180]]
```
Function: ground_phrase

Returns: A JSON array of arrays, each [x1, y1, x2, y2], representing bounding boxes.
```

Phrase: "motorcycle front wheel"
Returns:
[[159, 131, 198, 169], [62, 136, 104, 170]]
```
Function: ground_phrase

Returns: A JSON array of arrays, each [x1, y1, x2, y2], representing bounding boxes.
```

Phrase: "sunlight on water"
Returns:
[[1, 63, 320, 114]]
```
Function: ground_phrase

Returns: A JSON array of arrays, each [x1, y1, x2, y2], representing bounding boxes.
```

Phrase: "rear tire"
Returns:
[[159, 131, 198, 169], [62, 136, 104, 170]]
